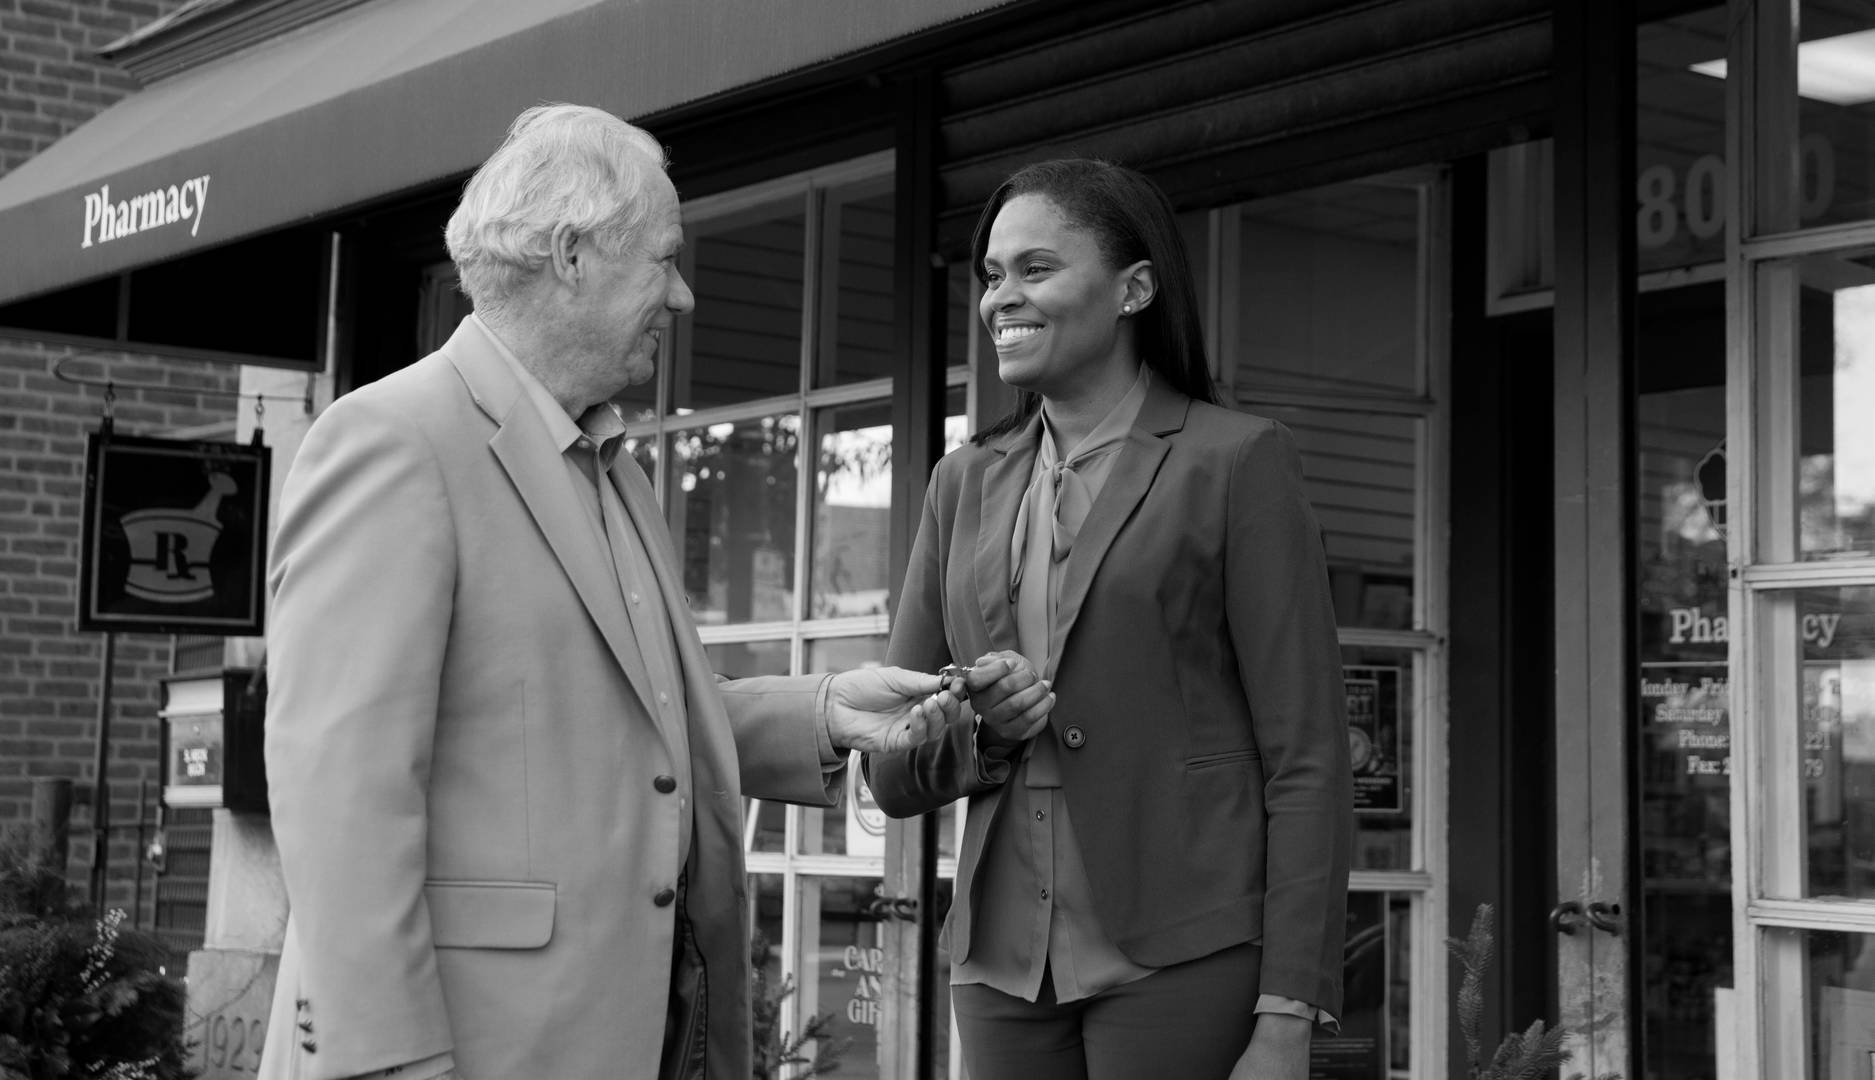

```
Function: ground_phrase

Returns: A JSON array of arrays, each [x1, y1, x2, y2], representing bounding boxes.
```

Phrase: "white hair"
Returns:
[[445, 103, 669, 310]]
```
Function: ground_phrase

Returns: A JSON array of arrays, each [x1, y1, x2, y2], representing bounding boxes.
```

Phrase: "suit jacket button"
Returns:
[[654, 774, 677, 794], [654, 887, 677, 907], [1063, 725, 1086, 749]]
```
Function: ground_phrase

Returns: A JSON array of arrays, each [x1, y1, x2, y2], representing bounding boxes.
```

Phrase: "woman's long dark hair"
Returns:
[[969, 158, 1217, 445]]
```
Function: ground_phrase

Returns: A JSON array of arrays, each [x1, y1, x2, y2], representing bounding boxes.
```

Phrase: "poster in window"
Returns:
[[78, 432, 269, 635], [1346, 666, 1403, 813]]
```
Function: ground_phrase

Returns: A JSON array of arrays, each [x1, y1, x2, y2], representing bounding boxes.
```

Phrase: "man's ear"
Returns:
[[549, 223, 582, 288], [1122, 260, 1157, 315]]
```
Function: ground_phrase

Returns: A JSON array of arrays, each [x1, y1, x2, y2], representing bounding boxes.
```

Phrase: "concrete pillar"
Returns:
[[183, 359, 332, 1080]]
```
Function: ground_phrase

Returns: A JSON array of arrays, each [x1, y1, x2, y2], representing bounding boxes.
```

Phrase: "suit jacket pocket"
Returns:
[[1184, 747, 1261, 771], [425, 880, 555, 949]]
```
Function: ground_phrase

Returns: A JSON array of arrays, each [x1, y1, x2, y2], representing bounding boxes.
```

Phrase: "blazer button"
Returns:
[[654, 887, 676, 907], [1062, 725, 1086, 749], [654, 774, 677, 794]]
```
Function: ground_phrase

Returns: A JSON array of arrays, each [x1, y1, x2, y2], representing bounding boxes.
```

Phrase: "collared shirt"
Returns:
[[957, 365, 1335, 1029]]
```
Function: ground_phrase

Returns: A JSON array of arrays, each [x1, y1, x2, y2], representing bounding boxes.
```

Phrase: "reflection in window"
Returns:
[[676, 205, 805, 410], [1782, 3, 1875, 229], [1316, 891, 1407, 1075], [1784, 255, 1875, 558], [1636, 334, 1732, 1080], [1790, 588, 1875, 902], [812, 406, 893, 620], [1761, 927, 1875, 1079], [796, 876, 888, 1074], [1259, 407, 1417, 631], [668, 416, 799, 625], [820, 188, 898, 387], [1232, 182, 1420, 396], [1762, 255, 1875, 562]]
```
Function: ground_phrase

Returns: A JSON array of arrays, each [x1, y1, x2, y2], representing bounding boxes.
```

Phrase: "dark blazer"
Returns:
[[866, 377, 1352, 1013]]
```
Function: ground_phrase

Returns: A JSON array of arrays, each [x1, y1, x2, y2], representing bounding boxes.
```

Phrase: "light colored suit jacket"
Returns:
[[258, 318, 837, 1080], [866, 379, 1353, 1014]]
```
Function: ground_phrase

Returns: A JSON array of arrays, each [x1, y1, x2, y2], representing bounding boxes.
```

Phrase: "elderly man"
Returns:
[[257, 104, 968, 1080]]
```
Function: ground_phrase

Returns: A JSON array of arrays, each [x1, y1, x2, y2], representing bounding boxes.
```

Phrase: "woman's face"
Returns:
[[978, 194, 1135, 398]]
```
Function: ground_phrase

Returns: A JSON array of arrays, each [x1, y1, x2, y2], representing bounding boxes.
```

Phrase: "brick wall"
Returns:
[[0, 0, 234, 923]]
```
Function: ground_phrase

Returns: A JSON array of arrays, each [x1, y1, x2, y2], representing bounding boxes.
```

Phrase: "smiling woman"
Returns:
[[867, 157, 1352, 1080]]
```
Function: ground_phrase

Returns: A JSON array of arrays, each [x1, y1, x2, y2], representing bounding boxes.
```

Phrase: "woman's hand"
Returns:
[[964, 651, 1053, 748], [1227, 1013, 1311, 1080]]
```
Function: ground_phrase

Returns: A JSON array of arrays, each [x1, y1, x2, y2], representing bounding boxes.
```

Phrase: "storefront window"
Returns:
[[1262, 407, 1420, 633], [1772, 587, 1875, 901], [674, 201, 807, 410], [667, 414, 800, 626], [820, 187, 898, 388], [1780, 4, 1875, 231], [1760, 927, 1875, 1077], [1229, 171, 1444, 1078], [1746, 247, 1875, 561], [811, 405, 893, 620], [1233, 183, 1421, 396], [1636, 286, 1732, 1078], [1338, 644, 1416, 873]]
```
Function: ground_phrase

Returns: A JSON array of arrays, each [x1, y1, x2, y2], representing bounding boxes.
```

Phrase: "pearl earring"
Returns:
[[1122, 303, 1133, 315]]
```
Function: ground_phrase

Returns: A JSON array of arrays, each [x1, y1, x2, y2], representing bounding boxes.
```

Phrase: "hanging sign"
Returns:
[[78, 431, 269, 635]]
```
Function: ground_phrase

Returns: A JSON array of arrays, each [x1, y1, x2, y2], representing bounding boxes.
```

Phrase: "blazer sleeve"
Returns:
[[716, 672, 842, 807], [1225, 422, 1354, 1014], [864, 463, 1000, 817], [264, 394, 457, 1079]]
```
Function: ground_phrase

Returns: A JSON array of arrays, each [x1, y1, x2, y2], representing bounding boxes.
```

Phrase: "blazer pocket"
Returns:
[[425, 880, 556, 949], [1184, 747, 1261, 771]]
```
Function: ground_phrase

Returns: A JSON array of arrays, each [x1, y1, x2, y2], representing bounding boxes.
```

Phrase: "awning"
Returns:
[[0, 0, 1018, 306]]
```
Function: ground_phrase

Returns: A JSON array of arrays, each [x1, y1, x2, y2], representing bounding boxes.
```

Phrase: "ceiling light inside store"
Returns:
[[1691, 28, 1875, 105]]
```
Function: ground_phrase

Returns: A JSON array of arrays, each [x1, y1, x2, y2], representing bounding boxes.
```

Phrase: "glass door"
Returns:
[[1728, 2, 1875, 1076]]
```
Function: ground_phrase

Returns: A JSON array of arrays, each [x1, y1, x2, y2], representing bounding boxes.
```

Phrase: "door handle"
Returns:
[[866, 895, 920, 921], [1585, 901, 1623, 936], [1549, 900, 1584, 936]]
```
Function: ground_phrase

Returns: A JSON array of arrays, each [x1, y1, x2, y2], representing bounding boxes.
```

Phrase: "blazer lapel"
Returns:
[[1046, 382, 1191, 680], [976, 414, 1042, 656], [445, 320, 662, 724]]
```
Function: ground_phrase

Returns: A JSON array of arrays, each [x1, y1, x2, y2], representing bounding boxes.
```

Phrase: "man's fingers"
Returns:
[[887, 666, 943, 696]]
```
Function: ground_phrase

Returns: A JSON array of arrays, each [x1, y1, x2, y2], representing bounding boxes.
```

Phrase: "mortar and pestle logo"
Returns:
[[121, 471, 238, 603]]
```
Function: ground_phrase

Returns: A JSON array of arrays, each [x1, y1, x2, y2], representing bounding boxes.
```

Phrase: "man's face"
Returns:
[[570, 168, 693, 398]]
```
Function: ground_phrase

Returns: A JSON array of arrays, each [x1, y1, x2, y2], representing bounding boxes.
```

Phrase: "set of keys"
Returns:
[[938, 664, 974, 700]]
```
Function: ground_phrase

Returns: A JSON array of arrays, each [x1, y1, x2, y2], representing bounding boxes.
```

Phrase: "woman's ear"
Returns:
[[549, 223, 582, 287], [1121, 260, 1156, 315]]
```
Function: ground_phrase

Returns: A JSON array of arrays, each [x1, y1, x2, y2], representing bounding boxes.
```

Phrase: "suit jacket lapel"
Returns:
[[1046, 382, 1190, 680], [445, 320, 662, 725], [976, 413, 1042, 656]]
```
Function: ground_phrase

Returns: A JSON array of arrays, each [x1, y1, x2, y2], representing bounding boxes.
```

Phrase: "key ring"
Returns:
[[938, 664, 974, 698]]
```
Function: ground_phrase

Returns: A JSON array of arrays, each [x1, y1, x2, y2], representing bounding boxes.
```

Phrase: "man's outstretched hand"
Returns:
[[826, 666, 966, 754]]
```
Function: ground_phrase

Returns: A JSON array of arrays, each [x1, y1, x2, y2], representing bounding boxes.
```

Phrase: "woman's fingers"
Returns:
[[981, 677, 1052, 739]]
